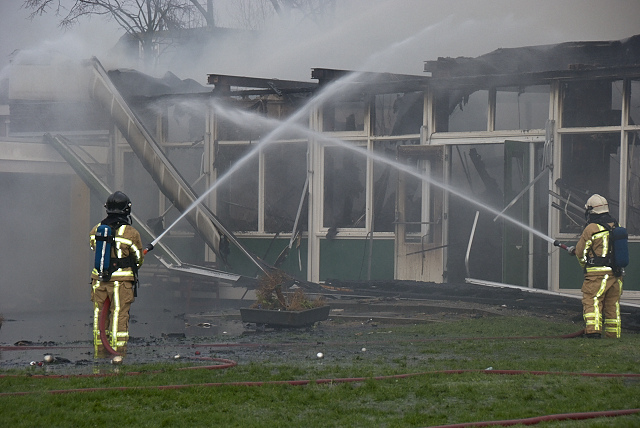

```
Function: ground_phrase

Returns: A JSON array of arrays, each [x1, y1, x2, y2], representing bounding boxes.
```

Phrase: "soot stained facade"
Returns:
[[2, 35, 640, 299]]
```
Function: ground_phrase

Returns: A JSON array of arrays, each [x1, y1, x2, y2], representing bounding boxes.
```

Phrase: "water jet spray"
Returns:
[[143, 23, 445, 251], [207, 99, 562, 252], [142, 23, 567, 270]]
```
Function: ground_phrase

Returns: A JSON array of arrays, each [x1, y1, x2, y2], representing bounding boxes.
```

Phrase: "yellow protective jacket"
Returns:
[[575, 222, 614, 275], [90, 223, 144, 282]]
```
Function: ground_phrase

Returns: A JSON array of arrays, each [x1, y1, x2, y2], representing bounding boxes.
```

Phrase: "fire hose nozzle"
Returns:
[[554, 240, 575, 254], [143, 243, 154, 255]]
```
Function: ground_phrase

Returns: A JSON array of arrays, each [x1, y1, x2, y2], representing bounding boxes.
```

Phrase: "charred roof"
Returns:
[[206, 74, 317, 96], [424, 34, 640, 88]]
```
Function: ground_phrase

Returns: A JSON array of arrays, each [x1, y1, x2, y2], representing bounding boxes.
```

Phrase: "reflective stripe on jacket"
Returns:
[[575, 222, 613, 274]]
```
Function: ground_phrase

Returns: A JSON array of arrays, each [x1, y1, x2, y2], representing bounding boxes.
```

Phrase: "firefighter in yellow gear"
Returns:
[[574, 194, 622, 338], [89, 191, 144, 355]]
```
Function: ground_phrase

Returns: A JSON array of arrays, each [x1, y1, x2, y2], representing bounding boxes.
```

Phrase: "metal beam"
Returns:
[[86, 57, 269, 275]]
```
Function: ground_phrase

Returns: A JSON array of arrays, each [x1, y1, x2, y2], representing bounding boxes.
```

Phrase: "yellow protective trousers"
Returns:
[[581, 272, 623, 338], [91, 279, 135, 354]]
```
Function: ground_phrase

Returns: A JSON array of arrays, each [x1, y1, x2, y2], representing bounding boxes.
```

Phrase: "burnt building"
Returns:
[[1, 34, 639, 307]]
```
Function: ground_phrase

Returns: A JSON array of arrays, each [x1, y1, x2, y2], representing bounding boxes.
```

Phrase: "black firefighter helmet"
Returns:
[[105, 191, 132, 215]]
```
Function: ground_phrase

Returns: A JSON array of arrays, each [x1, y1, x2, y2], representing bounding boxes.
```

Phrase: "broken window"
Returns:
[[166, 104, 206, 144], [372, 141, 401, 232], [142, 146, 205, 237], [447, 89, 489, 132], [264, 142, 308, 233], [323, 144, 366, 229], [215, 144, 259, 232], [400, 156, 423, 238], [448, 144, 504, 282], [373, 92, 423, 136], [630, 79, 640, 126], [167, 146, 206, 194], [216, 100, 271, 141], [322, 97, 365, 132], [626, 131, 640, 235], [562, 80, 623, 128], [124, 151, 160, 229], [495, 85, 549, 130], [396, 143, 443, 249], [559, 133, 620, 233]]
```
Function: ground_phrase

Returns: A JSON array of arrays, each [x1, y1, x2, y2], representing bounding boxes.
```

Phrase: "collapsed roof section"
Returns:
[[207, 74, 317, 97], [205, 68, 428, 99], [424, 35, 640, 89], [107, 68, 212, 102], [425, 34, 640, 78], [102, 34, 640, 103], [193, 35, 640, 104]]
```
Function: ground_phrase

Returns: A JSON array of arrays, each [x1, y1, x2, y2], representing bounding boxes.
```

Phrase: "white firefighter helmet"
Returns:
[[585, 194, 609, 214]]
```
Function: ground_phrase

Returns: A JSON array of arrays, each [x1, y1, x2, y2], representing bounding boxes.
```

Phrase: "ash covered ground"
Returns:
[[1, 280, 639, 373]]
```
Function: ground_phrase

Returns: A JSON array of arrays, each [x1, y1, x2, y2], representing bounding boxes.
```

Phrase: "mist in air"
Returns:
[[2, 0, 640, 82], [0, 0, 639, 315]]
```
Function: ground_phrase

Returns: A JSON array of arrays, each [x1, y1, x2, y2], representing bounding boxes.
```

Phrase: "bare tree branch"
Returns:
[[22, 0, 215, 69], [231, 0, 335, 29]]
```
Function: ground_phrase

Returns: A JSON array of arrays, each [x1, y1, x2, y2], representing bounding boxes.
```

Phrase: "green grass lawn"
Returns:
[[1, 316, 639, 427]]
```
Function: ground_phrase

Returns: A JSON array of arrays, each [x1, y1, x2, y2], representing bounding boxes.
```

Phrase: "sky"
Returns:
[[1, 0, 640, 84]]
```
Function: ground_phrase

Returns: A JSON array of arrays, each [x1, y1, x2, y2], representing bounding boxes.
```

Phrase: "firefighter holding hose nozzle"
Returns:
[[89, 191, 144, 357], [573, 194, 625, 339]]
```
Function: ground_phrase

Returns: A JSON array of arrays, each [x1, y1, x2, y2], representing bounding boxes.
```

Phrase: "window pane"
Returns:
[[448, 144, 504, 282], [167, 146, 205, 193], [495, 85, 549, 130], [559, 133, 620, 233], [323, 145, 366, 228], [372, 141, 401, 232], [151, 147, 204, 235], [562, 80, 622, 127], [630, 80, 640, 126], [217, 105, 270, 141], [398, 144, 443, 242], [402, 156, 423, 237], [216, 144, 258, 231], [123, 152, 160, 230], [322, 98, 365, 132], [264, 142, 308, 233], [627, 131, 640, 235], [166, 105, 205, 143], [374, 92, 423, 136], [448, 89, 489, 132]]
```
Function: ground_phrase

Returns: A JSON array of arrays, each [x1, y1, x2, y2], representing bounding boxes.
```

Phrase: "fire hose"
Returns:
[[1, 369, 639, 428], [554, 240, 575, 255], [429, 408, 640, 427], [3, 333, 640, 425], [99, 297, 120, 356]]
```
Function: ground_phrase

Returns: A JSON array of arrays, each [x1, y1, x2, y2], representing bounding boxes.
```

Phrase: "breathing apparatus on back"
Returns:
[[555, 194, 629, 274], [94, 191, 134, 282], [583, 194, 628, 276]]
